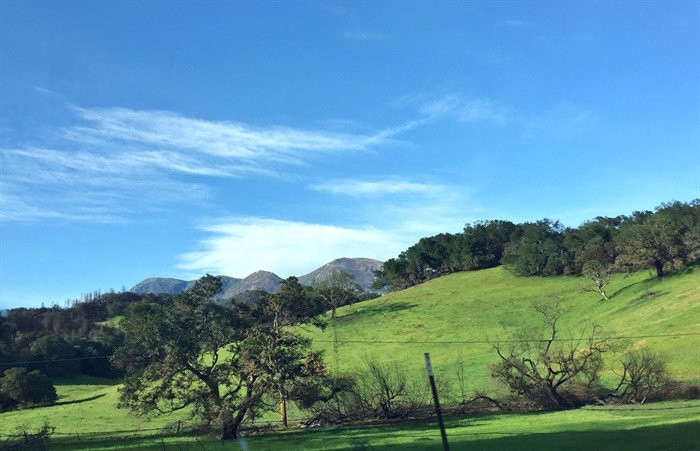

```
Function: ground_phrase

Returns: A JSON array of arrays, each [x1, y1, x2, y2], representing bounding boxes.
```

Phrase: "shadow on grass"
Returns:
[[442, 422, 700, 451], [608, 265, 697, 302], [337, 302, 419, 325], [44, 421, 700, 450], [607, 273, 657, 300], [54, 393, 106, 406], [53, 375, 123, 387]]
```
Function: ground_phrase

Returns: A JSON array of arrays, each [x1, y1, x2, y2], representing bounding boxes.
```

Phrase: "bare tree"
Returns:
[[455, 353, 468, 403], [613, 348, 669, 404], [580, 260, 612, 301], [491, 301, 613, 408], [362, 358, 408, 418], [315, 272, 362, 318]]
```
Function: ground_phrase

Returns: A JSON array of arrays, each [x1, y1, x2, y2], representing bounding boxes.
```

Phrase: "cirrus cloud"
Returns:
[[0, 105, 415, 222]]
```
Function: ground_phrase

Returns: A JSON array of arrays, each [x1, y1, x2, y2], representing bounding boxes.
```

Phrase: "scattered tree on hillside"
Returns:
[[491, 301, 613, 408], [580, 260, 612, 301], [242, 327, 326, 428], [616, 201, 700, 278], [114, 275, 251, 439], [373, 199, 698, 292], [0, 290, 135, 380], [373, 256, 413, 291], [29, 335, 81, 377], [251, 276, 326, 428], [314, 272, 362, 318], [254, 277, 324, 333]]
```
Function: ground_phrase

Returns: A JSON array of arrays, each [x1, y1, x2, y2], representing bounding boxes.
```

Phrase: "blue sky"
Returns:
[[1, 1, 698, 308]]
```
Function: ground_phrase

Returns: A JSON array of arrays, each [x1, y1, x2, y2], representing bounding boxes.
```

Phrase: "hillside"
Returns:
[[130, 277, 189, 295], [306, 266, 700, 394]]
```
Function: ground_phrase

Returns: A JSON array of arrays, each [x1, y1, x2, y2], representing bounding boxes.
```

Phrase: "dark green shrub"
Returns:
[[0, 367, 57, 409]]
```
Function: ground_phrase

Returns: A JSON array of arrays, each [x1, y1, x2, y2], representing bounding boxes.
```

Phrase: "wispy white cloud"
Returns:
[[417, 93, 508, 123], [311, 177, 448, 197], [31, 85, 56, 95], [402, 91, 594, 136], [458, 99, 508, 123], [1, 106, 419, 222], [343, 30, 385, 41], [523, 103, 598, 139], [311, 175, 472, 233], [177, 218, 402, 278], [499, 19, 531, 28], [67, 106, 384, 163], [0, 185, 127, 223]]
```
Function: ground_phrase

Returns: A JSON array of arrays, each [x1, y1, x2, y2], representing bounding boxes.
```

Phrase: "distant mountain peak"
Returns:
[[129, 257, 383, 302], [297, 257, 383, 290]]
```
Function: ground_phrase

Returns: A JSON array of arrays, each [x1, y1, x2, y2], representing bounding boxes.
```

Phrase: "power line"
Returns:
[[1, 332, 697, 367], [0, 355, 111, 366], [315, 332, 700, 345]]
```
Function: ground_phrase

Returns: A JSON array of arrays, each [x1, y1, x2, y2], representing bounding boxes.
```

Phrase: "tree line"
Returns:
[[0, 291, 140, 380], [0, 273, 368, 414], [373, 200, 700, 291]]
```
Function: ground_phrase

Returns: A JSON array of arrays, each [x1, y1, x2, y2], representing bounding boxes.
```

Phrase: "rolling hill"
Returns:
[[305, 265, 700, 393]]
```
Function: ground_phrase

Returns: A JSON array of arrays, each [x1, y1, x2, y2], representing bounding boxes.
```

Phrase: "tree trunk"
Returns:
[[280, 397, 288, 428], [221, 408, 246, 440], [221, 415, 237, 440], [543, 382, 568, 407], [654, 260, 664, 278]]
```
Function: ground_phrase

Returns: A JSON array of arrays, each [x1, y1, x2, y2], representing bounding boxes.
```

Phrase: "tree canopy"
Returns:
[[374, 199, 699, 291], [0, 367, 57, 412], [113, 275, 326, 439]]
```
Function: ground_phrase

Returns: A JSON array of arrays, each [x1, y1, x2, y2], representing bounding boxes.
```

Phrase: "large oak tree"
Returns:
[[113, 275, 325, 439]]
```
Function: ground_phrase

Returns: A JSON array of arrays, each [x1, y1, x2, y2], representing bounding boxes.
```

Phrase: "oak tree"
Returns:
[[113, 276, 256, 439]]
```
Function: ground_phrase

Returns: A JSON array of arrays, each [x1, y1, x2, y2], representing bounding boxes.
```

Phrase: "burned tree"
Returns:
[[491, 301, 613, 408]]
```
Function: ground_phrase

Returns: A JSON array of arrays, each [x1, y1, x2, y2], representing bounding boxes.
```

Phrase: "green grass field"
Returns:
[[32, 400, 700, 450], [308, 266, 699, 394], [1, 267, 698, 449]]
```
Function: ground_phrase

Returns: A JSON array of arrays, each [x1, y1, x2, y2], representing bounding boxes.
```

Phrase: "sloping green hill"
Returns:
[[307, 266, 699, 395]]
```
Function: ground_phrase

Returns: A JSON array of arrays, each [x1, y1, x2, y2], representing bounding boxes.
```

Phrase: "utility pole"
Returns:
[[425, 353, 449, 451]]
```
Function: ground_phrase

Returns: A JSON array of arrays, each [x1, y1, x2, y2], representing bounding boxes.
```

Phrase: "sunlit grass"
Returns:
[[44, 400, 700, 450], [303, 266, 699, 406]]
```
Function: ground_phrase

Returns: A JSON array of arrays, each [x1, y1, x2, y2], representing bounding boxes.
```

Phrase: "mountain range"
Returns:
[[129, 258, 383, 302]]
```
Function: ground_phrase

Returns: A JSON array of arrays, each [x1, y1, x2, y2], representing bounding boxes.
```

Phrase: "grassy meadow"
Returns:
[[35, 400, 700, 450], [307, 265, 699, 393], [1, 266, 698, 449]]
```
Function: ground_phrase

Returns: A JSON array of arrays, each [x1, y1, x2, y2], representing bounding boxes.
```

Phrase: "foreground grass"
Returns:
[[41, 400, 700, 450], [0, 376, 195, 438]]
